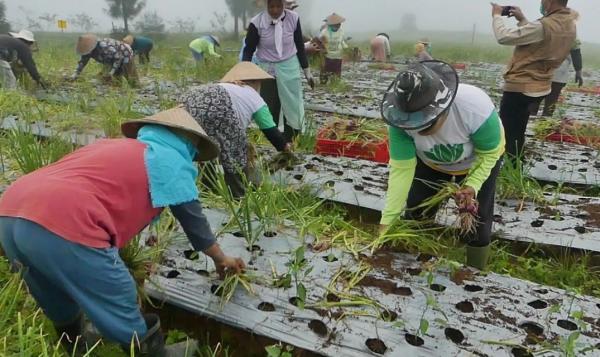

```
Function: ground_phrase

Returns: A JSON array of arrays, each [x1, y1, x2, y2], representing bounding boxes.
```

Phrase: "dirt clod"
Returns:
[[444, 327, 465, 344], [365, 338, 387, 354], [581, 204, 600, 227], [451, 268, 475, 285], [405, 333, 424, 347], [357, 276, 412, 296]]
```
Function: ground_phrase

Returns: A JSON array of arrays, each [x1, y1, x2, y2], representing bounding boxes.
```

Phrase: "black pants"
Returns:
[[528, 82, 566, 117], [200, 162, 249, 199], [405, 159, 502, 247], [138, 51, 151, 65], [260, 79, 298, 143], [499, 92, 543, 159]]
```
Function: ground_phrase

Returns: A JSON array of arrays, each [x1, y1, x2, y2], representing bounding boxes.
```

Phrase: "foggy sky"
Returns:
[[5, 0, 599, 43]]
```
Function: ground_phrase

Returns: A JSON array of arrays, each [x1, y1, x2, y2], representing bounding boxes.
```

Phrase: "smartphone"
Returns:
[[501, 6, 514, 17]]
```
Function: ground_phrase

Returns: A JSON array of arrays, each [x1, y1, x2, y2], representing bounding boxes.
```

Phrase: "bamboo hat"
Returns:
[[122, 35, 134, 46], [9, 29, 35, 42], [76, 34, 98, 55], [208, 35, 221, 47], [121, 107, 220, 162], [325, 13, 346, 26], [220, 62, 273, 83]]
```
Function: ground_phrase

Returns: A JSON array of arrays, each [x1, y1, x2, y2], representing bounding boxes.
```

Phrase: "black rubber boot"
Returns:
[[54, 313, 85, 355], [123, 314, 167, 357]]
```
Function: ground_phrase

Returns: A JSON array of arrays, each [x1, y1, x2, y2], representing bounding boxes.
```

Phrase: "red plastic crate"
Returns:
[[545, 132, 600, 147], [315, 128, 390, 163]]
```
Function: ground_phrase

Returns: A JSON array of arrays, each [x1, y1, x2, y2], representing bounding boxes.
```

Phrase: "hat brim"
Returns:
[[121, 120, 220, 162], [381, 60, 459, 130], [9, 32, 35, 42], [209, 35, 220, 47]]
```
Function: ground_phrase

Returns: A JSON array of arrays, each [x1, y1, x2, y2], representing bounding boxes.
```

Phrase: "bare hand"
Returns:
[[454, 186, 477, 211], [283, 142, 293, 153], [575, 71, 584, 87], [307, 76, 315, 90], [214, 256, 246, 278], [509, 6, 525, 21], [491, 2, 503, 17]]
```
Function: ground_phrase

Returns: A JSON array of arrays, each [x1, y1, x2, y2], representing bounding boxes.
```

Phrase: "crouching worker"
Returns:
[[179, 62, 292, 198], [123, 34, 154, 65], [379, 61, 505, 270], [0, 108, 246, 355], [72, 34, 138, 85]]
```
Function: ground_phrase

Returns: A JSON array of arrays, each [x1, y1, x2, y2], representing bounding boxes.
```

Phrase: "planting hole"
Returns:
[[578, 168, 588, 173], [257, 302, 275, 312], [547, 165, 557, 171], [183, 250, 199, 261], [263, 231, 277, 238], [456, 300, 474, 313], [308, 320, 328, 337], [430, 284, 447, 292], [285, 166, 294, 172], [406, 267, 422, 276], [232, 231, 245, 238], [323, 254, 338, 263], [534, 289, 549, 294], [293, 174, 304, 181], [574, 226, 586, 234], [519, 321, 544, 337], [334, 170, 344, 176], [196, 270, 209, 277], [210, 284, 224, 297], [464, 285, 484, 292], [557, 319, 578, 331], [405, 333, 424, 347], [365, 338, 387, 355], [444, 328, 465, 344], [166, 270, 180, 279], [325, 181, 335, 188], [354, 185, 365, 191], [343, 178, 353, 183], [363, 176, 374, 181], [326, 293, 341, 302], [381, 309, 398, 322], [304, 164, 315, 170], [493, 214, 503, 223], [289, 296, 302, 307], [596, 303, 600, 310], [417, 253, 436, 263], [395, 287, 413, 296], [531, 220, 544, 227], [511, 347, 533, 357], [527, 300, 548, 309], [246, 245, 261, 252]]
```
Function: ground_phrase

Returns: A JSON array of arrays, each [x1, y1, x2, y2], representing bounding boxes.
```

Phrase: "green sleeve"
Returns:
[[207, 43, 221, 58], [252, 105, 276, 130], [388, 125, 416, 161], [380, 158, 417, 225], [464, 111, 505, 193]]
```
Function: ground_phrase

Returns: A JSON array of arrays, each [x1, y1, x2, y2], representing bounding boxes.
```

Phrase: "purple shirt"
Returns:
[[251, 10, 300, 63]]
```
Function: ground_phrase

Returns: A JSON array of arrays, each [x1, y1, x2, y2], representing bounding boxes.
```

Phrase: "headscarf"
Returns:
[[137, 125, 199, 208]]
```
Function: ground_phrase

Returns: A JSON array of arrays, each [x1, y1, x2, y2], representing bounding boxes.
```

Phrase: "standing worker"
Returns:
[[491, 1, 576, 160], [179, 62, 292, 198], [0, 29, 46, 89], [0, 107, 245, 356], [242, 0, 314, 142], [529, 38, 583, 117], [189, 35, 221, 62], [122, 34, 154, 65], [380, 61, 505, 270], [319, 13, 348, 84], [371, 33, 391, 63], [72, 34, 138, 85]]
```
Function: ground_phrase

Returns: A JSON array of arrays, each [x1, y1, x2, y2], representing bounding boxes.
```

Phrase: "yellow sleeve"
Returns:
[[380, 158, 417, 225]]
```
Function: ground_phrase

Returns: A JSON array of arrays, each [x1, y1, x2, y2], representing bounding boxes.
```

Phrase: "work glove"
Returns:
[[303, 68, 315, 90], [575, 71, 584, 87]]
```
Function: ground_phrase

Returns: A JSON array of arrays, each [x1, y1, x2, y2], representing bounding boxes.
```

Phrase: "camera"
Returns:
[[501, 6, 514, 17]]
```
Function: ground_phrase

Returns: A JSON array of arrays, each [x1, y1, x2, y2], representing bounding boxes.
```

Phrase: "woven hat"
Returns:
[[221, 62, 273, 83], [326, 13, 346, 25], [76, 34, 98, 55], [284, 0, 299, 10], [208, 35, 220, 47], [121, 107, 220, 162], [9, 29, 35, 42], [122, 35, 134, 46], [381, 60, 459, 130]]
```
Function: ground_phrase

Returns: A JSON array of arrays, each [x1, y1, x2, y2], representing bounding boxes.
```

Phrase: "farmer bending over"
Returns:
[[72, 34, 138, 85], [0, 108, 245, 355], [380, 61, 505, 270], [0, 29, 47, 89], [123, 34, 154, 65], [189, 35, 221, 61], [371, 33, 391, 62]]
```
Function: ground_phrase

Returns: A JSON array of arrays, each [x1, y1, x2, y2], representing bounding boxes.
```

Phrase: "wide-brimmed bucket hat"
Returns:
[[76, 34, 99, 55], [122, 35, 134, 46], [326, 13, 346, 26], [121, 107, 220, 161], [381, 60, 459, 130], [208, 35, 220, 47], [9, 29, 35, 42], [221, 62, 273, 83]]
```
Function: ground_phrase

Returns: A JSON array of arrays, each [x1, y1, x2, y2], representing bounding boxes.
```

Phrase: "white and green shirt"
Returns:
[[381, 84, 505, 225]]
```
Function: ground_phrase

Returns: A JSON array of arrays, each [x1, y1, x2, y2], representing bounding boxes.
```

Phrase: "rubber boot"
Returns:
[[125, 314, 197, 357], [54, 313, 101, 356], [466, 244, 491, 271]]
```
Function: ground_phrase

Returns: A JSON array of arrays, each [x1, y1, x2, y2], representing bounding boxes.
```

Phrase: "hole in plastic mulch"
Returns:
[[557, 319, 578, 331], [455, 300, 474, 313], [354, 185, 365, 191], [343, 178, 354, 183], [183, 250, 199, 261], [365, 338, 387, 354], [547, 165, 558, 171], [304, 163, 315, 170], [444, 327, 465, 344], [322, 255, 339, 263], [527, 300, 548, 310], [417, 253, 436, 263], [257, 302, 276, 312], [530, 220, 544, 228], [263, 231, 277, 238], [334, 170, 344, 176], [405, 333, 424, 347], [429, 284, 447, 292], [325, 180, 335, 188], [326, 293, 341, 302], [210, 284, 224, 297], [519, 321, 544, 337], [196, 270, 209, 277], [308, 319, 328, 337], [246, 245, 262, 252], [464, 285, 484, 292], [534, 289, 549, 295], [293, 174, 304, 181], [380, 309, 398, 322], [406, 267, 422, 276], [574, 226, 586, 234], [511, 347, 533, 357], [289, 296, 302, 307], [232, 231, 245, 238], [166, 270, 180, 279]]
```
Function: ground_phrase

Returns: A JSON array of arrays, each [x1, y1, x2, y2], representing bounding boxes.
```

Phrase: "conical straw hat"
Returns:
[[122, 35, 134, 46], [121, 107, 220, 162], [221, 62, 273, 83], [76, 34, 98, 55], [326, 13, 346, 25], [9, 29, 35, 42]]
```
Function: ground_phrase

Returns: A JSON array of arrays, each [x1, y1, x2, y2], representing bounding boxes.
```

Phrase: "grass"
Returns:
[[3, 128, 75, 174]]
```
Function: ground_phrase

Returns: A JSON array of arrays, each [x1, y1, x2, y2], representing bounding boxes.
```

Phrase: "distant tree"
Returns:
[[17, 6, 42, 31], [38, 13, 58, 31], [210, 12, 228, 35], [135, 11, 165, 33], [225, 0, 246, 37], [401, 13, 418, 31], [0, 1, 10, 33], [170, 18, 195, 33], [105, 0, 146, 33], [69, 13, 99, 32]]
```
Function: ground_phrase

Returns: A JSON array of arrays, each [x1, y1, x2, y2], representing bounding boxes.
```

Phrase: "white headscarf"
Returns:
[[255, 8, 286, 59]]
